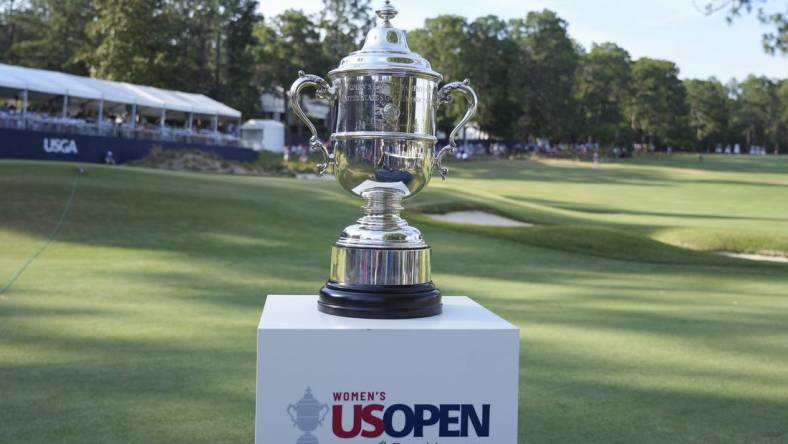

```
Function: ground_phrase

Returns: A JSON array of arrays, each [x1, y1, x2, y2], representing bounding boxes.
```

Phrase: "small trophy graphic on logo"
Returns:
[[287, 387, 329, 444]]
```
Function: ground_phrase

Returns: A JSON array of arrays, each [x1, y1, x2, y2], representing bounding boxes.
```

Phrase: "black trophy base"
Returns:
[[318, 281, 442, 319]]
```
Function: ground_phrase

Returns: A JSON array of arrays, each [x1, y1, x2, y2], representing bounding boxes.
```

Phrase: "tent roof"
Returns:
[[0, 63, 241, 118], [0, 64, 66, 96], [76, 77, 156, 107], [0, 69, 28, 91], [176, 92, 241, 118]]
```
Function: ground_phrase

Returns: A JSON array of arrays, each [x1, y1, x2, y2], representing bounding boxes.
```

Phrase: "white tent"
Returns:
[[77, 77, 158, 108], [0, 69, 29, 92], [0, 63, 241, 119], [129, 84, 196, 114], [0, 64, 66, 96], [176, 91, 242, 118], [40, 71, 103, 101]]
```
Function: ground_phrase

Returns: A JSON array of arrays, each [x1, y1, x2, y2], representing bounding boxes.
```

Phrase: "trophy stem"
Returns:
[[358, 189, 407, 231]]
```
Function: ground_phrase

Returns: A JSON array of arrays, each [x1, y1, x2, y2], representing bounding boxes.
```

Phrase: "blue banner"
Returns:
[[0, 127, 258, 164]]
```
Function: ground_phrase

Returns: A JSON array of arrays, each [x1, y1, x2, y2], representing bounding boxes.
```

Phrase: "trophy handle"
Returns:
[[286, 404, 298, 426], [289, 71, 336, 175], [435, 79, 478, 180], [318, 404, 329, 425]]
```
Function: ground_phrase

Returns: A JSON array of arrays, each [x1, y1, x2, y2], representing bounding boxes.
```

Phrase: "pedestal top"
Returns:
[[260, 295, 518, 331]]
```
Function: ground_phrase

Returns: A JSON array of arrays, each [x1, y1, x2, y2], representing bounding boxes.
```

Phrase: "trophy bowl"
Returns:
[[333, 136, 434, 199], [289, 0, 477, 319]]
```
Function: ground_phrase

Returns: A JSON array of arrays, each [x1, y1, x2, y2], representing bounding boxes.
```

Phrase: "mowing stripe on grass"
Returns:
[[0, 167, 82, 295]]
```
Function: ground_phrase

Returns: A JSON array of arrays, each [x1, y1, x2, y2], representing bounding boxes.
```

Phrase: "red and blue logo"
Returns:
[[329, 391, 491, 439]]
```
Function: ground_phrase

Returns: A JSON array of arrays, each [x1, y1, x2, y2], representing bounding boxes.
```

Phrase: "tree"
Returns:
[[0, 0, 47, 66], [732, 75, 780, 151], [575, 42, 632, 145], [0, 0, 94, 74], [408, 16, 468, 82], [509, 10, 580, 142], [165, 0, 221, 93], [87, 0, 175, 86], [218, 0, 261, 116], [319, 0, 373, 58], [778, 80, 788, 151], [764, 78, 785, 153], [684, 77, 731, 147], [407, 15, 471, 135], [463, 15, 520, 139], [254, 9, 327, 144], [626, 58, 688, 147]]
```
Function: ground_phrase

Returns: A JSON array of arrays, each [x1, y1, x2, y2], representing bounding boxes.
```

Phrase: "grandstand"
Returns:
[[0, 63, 254, 164]]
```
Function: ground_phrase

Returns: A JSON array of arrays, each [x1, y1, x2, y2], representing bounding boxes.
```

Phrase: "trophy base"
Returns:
[[318, 281, 442, 319]]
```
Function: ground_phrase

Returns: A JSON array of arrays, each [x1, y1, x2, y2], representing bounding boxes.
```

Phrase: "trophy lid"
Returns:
[[328, 0, 441, 80]]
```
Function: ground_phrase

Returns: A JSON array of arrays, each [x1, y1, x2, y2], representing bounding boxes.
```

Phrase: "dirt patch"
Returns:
[[424, 210, 533, 227]]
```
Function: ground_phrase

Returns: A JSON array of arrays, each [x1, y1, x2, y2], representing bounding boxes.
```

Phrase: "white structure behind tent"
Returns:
[[241, 119, 285, 152]]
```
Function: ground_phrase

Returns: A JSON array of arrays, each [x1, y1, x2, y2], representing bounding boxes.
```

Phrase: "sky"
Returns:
[[259, 0, 788, 81]]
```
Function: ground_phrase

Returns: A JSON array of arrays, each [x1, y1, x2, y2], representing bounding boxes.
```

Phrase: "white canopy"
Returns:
[[0, 69, 28, 92], [0, 63, 241, 119], [0, 64, 66, 96], [77, 78, 155, 107], [177, 91, 242, 118]]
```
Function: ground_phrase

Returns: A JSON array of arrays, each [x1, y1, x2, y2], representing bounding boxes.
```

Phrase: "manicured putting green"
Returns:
[[0, 156, 786, 443]]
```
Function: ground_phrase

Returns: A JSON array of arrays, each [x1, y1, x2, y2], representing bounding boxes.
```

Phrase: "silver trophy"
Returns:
[[290, 0, 477, 319], [287, 388, 329, 444]]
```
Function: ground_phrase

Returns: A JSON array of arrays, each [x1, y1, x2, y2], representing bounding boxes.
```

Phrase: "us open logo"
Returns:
[[43, 138, 78, 155], [288, 388, 491, 442]]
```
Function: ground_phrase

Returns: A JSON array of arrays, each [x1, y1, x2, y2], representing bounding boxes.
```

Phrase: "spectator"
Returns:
[[104, 150, 116, 165]]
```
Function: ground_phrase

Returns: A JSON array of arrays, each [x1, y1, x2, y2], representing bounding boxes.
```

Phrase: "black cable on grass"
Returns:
[[0, 167, 83, 295]]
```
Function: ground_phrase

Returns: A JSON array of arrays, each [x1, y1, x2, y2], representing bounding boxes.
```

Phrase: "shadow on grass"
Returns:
[[0, 323, 256, 443]]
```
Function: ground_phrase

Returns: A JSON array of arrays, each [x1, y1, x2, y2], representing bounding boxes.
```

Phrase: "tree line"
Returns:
[[1, 0, 786, 152]]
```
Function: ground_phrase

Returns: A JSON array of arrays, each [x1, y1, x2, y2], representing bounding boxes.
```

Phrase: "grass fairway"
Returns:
[[1, 156, 787, 444]]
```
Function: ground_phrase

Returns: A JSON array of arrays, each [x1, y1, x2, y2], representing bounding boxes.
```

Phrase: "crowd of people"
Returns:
[[708, 144, 770, 155], [450, 140, 605, 159], [282, 144, 313, 162], [0, 101, 240, 146], [277, 137, 778, 166]]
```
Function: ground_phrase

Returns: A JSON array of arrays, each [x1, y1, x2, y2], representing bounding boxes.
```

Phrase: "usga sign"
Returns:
[[43, 138, 78, 154]]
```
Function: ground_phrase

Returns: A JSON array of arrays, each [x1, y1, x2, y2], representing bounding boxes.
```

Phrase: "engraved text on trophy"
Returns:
[[338, 78, 432, 133]]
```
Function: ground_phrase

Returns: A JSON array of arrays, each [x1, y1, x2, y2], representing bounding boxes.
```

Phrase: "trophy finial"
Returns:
[[375, 0, 398, 24]]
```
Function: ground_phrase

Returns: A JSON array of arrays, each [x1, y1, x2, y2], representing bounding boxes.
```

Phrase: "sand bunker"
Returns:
[[716, 252, 788, 263], [424, 210, 532, 227]]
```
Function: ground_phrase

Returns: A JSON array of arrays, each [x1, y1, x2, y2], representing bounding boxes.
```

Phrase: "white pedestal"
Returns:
[[256, 295, 520, 444]]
